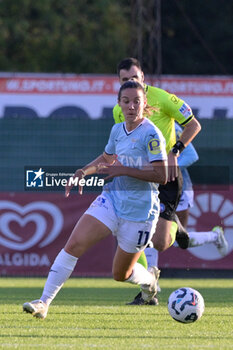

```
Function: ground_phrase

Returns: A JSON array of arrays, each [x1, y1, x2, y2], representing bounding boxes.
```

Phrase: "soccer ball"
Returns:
[[167, 287, 205, 323]]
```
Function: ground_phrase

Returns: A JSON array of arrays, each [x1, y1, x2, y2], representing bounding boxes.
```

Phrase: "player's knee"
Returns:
[[153, 242, 167, 252], [152, 235, 168, 252], [65, 239, 87, 257], [153, 234, 172, 251]]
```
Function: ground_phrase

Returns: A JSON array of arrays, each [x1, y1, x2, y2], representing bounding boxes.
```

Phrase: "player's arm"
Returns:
[[125, 160, 168, 184], [165, 94, 201, 180], [98, 160, 168, 185], [168, 117, 200, 181], [175, 123, 199, 168], [178, 141, 199, 168], [168, 117, 200, 178], [165, 93, 201, 151], [80, 153, 116, 176], [178, 117, 201, 148], [65, 152, 116, 197]]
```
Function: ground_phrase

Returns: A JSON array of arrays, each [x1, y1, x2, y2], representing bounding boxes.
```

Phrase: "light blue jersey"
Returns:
[[175, 123, 199, 192], [103, 118, 167, 222]]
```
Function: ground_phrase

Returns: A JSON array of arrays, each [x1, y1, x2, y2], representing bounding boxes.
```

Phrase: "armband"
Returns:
[[171, 141, 185, 156]]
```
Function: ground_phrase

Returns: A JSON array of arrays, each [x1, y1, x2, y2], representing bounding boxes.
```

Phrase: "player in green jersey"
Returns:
[[114, 58, 201, 305]]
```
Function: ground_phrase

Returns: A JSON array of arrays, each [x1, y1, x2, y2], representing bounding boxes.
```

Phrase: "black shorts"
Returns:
[[158, 168, 183, 221]]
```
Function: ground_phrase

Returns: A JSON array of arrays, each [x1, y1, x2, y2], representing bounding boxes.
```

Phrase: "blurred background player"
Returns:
[[113, 57, 201, 305], [144, 123, 229, 297], [175, 124, 228, 255], [23, 81, 168, 318]]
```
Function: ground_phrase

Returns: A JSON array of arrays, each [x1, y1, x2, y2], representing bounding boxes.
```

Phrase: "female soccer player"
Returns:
[[23, 81, 167, 319]]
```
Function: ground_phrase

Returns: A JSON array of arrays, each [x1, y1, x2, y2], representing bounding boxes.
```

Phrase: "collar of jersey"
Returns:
[[123, 119, 145, 135]]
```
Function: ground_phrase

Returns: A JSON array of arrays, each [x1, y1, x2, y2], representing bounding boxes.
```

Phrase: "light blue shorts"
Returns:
[[176, 189, 194, 212]]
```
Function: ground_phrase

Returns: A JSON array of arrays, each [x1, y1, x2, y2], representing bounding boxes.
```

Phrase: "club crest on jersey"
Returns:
[[179, 103, 192, 118], [148, 139, 161, 155]]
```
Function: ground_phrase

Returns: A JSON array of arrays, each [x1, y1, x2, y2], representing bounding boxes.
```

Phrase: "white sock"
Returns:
[[145, 247, 158, 268], [40, 249, 78, 305], [125, 262, 153, 286], [188, 231, 218, 247]]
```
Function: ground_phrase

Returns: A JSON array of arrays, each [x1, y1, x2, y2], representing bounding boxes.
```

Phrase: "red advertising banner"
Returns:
[[0, 75, 233, 96], [0, 74, 233, 119], [0, 186, 232, 277], [0, 192, 116, 277]]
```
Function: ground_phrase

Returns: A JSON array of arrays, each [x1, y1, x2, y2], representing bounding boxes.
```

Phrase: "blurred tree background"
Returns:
[[0, 0, 232, 75]]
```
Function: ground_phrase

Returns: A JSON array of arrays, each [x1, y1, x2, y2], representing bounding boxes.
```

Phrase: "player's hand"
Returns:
[[167, 152, 178, 182], [97, 159, 125, 180], [65, 169, 85, 197]]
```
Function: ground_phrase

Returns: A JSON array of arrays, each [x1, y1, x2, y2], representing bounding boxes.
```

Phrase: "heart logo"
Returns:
[[0, 201, 63, 251]]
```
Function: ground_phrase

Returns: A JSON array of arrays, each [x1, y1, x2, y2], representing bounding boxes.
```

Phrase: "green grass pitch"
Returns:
[[0, 277, 233, 349]]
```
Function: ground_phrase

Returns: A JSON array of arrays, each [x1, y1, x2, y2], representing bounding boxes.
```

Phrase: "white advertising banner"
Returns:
[[0, 74, 232, 119]]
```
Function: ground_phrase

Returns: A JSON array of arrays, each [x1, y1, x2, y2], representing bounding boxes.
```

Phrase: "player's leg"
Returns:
[[176, 190, 228, 255], [176, 208, 189, 229], [137, 251, 148, 269], [143, 241, 161, 293], [23, 214, 111, 319], [176, 186, 193, 229], [173, 213, 190, 249], [128, 243, 160, 305], [175, 185, 193, 247], [188, 226, 228, 256], [152, 217, 175, 251], [128, 170, 184, 305], [113, 217, 160, 304], [152, 175, 183, 251], [144, 241, 158, 269], [112, 247, 143, 281], [129, 216, 176, 305], [23, 195, 114, 319], [113, 246, 159, 303]]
